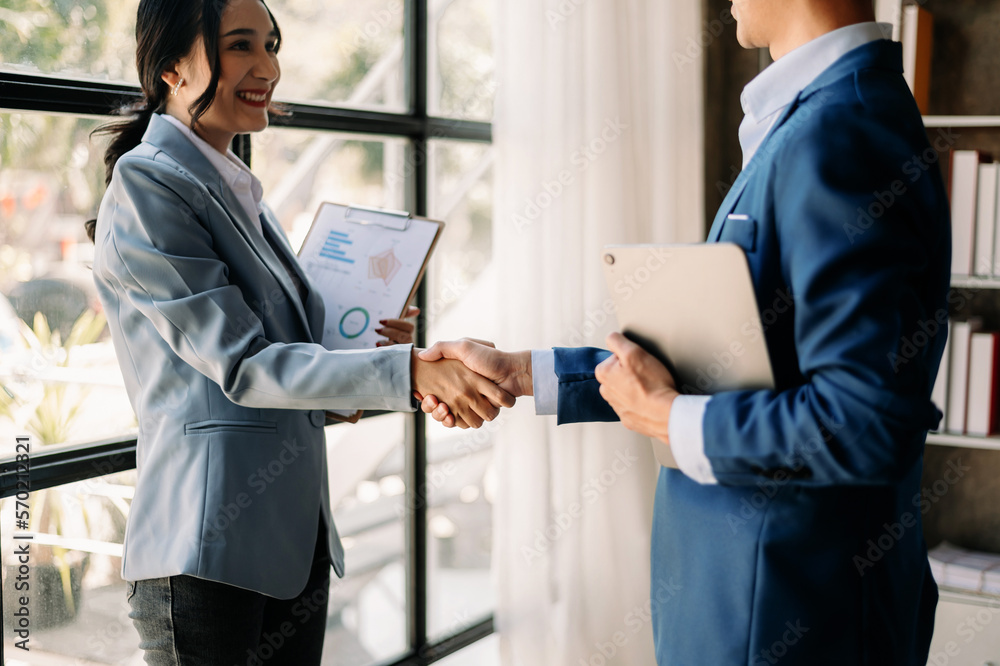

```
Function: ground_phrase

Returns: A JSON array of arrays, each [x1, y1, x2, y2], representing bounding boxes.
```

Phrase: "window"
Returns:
[[264, 0, 406, 110], [0, 1, 496, 663], [0, 1, 139, 84], [429, 0, 496, 121], [425, 139, 496, 639]]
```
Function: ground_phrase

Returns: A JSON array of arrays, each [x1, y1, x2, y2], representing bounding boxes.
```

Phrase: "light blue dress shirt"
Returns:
[[738, 22, 888, 168], [531, 21, 887, 484]]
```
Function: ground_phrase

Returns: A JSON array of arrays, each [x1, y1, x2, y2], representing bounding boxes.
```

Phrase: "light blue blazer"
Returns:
[[92, 114, 414, 598]]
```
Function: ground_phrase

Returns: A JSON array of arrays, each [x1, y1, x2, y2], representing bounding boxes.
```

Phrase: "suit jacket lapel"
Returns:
[[709, 40, 897, 243], [141, 115, 316, 342], [213, 181, 313, 339], [707, 94, 803, 243], [257, 209, 326, 344]]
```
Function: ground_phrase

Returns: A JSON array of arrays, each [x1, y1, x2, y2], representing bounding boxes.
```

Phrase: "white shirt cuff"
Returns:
[[531, 349, 558, 415], [668, 395, 717, 484]]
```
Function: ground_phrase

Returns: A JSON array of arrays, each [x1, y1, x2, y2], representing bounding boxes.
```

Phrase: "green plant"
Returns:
[[23, 309, 106, 444], [0, 307, 108, 621]]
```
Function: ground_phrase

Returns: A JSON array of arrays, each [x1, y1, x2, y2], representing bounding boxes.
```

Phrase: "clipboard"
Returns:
[[601, 243, 775, 468], [297, 202, 444, 423]]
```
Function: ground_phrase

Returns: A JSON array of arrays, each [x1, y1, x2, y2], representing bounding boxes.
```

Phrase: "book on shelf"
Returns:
[[929, 542, 1000, 596], [874, 0, 902, 41], [990, 164, 1000, 277], [966, 331, 1000, 437], [930, 330, 950, 432], [975, 162, 999, 276], [901, 4, 934, 115], [949, 151, 982, 277], [945, 320, 972, 435]]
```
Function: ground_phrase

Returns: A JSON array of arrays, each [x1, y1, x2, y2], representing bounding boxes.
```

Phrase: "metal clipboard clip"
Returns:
[[344, 204, 412, 231]]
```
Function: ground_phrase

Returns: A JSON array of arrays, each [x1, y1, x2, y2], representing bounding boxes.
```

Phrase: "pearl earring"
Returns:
[[171, 78, 184, 96]]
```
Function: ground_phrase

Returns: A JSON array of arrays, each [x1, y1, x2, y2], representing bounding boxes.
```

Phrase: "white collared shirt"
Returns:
[[159, 113, 264, 234], [531, 22, 889, 485]]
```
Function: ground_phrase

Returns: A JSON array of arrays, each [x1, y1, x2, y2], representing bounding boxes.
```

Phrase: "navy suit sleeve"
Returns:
[[552, 347, 619, 424], [703, 107, 949, 486]]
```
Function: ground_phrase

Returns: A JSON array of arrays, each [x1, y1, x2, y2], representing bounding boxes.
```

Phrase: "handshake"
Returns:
[[408, 336, 681, 443], [409, 339, 531, 429], [384, 307, 681, 438], [380, 309, 528, 428]]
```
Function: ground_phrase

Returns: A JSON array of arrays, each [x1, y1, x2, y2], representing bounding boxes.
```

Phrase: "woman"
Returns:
[[88, 0, 512, 662]]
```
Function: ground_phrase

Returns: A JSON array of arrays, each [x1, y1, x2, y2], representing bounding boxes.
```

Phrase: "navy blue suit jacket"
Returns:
[[555, 40, 949, 664]]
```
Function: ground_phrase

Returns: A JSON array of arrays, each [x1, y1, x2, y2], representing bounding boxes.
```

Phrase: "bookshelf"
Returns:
[[937, 586, 1000, 606], [919, 0, 1000, 481], [914, 3, 1000, 662], [927, 433, 1000, 452], [928, 587, 1000, 662], [924, 116, 1000, 129], [950, 276, 1000, 290]]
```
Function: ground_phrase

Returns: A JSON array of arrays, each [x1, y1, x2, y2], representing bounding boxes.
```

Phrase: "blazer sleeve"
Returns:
[[702, 108, 949, 486], [552, 347, 619, 424], [97, 155, 414, 412]]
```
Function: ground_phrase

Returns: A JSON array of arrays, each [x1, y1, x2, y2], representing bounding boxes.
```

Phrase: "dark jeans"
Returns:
[[127, 518, 331, 665]]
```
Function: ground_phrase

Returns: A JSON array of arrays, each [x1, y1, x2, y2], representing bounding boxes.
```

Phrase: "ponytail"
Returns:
[[83, 97, 156, 243], [99, 99, 157, 188], [85, 98, 157, 242]]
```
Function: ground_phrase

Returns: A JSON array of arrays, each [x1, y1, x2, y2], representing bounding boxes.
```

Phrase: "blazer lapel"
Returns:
[[709, 40, 896, 243], [707, 94, 804, 243], [214, 182, 313, 339], [708, 169, 753, 242], [141, 115, 316, 342], [257, 209, 326, 344]]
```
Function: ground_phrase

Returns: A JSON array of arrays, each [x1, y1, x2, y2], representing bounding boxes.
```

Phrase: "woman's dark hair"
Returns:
[[85, 0, 282, 242]]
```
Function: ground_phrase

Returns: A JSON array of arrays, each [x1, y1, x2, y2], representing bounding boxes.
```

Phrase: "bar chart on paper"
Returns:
[[298, 203, 441, 350]]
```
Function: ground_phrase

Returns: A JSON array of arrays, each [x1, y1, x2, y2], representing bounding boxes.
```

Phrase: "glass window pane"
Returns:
[[430, 0, 496, 121], [0, 112, 134, 455], [0, 1, 406, 111], [0, 416, 410, 664], [252, 128, 408, 252], [266, 0, 405, 110], [1, 470, 141, 662], [325, 413, 409, 665], [435, 634, 500, 666], [253, 128, 412, 663], [0, 1, 139, 84], [426, 139, 495, 639]]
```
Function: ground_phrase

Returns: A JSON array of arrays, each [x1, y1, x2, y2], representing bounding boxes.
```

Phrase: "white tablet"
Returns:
[[601, 243, 775, 468]]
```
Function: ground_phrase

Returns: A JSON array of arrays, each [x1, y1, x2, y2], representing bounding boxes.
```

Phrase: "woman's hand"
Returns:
[[415, 340, 532, 428], [411, 348, 516, 429], [376, 306, 420, 347]]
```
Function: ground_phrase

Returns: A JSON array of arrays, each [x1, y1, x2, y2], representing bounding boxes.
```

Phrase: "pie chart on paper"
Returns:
[[339, 307, 370, 339]]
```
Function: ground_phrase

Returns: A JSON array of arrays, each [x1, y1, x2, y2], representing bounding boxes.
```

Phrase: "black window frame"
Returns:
[[0, 1, 494, 663]]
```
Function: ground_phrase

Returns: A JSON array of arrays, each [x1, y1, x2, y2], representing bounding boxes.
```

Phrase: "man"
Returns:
[[420, 0, 950, 662]]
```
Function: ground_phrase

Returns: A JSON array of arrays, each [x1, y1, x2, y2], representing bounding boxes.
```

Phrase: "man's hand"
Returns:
[[415, 339, 532, 428], [411, 348, 516, 429], [595, 332, 680, 444]]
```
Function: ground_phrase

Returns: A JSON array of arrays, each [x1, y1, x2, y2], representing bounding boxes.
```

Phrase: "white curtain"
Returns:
[[491, 0, 704, 664]]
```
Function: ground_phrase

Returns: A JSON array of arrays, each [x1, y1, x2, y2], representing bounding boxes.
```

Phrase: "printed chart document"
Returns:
[[298, 202, 444, 421]]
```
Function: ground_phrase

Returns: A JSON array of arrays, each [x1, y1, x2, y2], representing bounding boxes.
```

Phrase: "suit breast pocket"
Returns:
[[719, 214, 757, 253]]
